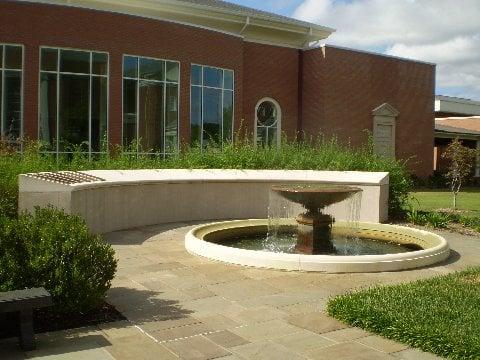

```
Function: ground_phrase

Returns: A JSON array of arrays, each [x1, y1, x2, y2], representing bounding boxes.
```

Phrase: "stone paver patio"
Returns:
[[1, 222, 478, 359]]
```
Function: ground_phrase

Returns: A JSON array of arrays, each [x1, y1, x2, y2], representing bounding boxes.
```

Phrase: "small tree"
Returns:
[[442, 138, 477, 209]]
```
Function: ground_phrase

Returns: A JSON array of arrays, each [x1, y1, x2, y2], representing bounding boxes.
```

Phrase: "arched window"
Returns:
[[255, 98, 281, 147]]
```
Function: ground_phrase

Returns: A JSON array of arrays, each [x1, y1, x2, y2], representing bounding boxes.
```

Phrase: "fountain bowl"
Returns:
[[185, 219, 450, 273], [271, 184, 362, 211]]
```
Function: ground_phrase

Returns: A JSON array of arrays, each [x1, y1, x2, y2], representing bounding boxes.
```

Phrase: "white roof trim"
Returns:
[[18, 0, 334, 48], [435, 95, 480, 116], [315, 44, 436, 66]]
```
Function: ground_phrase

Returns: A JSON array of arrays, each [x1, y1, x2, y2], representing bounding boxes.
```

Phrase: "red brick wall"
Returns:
[[242, 43, 300, 138], [302, 46, 436, 177], [0, 1, 244, 145]]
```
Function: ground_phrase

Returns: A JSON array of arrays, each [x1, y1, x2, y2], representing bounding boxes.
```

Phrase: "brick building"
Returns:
[[0, 0, 435, 177]]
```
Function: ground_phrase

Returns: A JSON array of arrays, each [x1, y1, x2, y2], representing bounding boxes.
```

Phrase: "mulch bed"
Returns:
[[0, 302, 125, 339]]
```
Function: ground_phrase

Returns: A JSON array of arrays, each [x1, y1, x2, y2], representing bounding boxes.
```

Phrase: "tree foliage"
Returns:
[[442, 138, 478, 208]]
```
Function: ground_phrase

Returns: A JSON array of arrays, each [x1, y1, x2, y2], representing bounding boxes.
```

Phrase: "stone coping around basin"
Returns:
[[185, 220, 450, 273]]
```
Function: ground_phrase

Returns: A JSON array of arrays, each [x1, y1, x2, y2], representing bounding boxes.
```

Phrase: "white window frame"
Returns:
[[38, 46, 110, 158], [254, 97, 281, 148], [190, 63, 235, 147], [121, 54, 180, 157], [0, 43, 24, 151]]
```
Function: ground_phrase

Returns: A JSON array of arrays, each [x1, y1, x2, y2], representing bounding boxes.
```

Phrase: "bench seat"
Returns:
[[0, 287, 52, 350]]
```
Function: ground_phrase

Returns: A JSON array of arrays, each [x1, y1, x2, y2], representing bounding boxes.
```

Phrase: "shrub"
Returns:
[[423, 211, 449, 228], [0, 207, 117, 313]]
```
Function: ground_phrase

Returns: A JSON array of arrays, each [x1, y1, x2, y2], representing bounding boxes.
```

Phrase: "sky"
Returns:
[[228, 0, 480, 100]]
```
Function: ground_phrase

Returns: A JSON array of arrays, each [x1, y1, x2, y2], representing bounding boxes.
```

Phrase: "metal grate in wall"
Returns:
[[26, 171, 105, 185]]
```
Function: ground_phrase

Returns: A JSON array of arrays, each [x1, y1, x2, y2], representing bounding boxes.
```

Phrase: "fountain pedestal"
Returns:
[[295, 212, 334, 254], [271, 185, 362, 255]]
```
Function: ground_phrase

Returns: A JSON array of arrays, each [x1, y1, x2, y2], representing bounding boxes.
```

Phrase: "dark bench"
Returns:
[[0, 287, 52, 350]]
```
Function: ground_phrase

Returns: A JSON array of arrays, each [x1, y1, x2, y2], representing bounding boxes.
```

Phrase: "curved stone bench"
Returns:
[[19, 169, 389, 234]]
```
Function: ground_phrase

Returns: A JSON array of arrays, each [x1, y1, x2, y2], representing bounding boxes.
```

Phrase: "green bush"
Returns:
[[0, 137, 413, 219], [0, 207, 117, 313]]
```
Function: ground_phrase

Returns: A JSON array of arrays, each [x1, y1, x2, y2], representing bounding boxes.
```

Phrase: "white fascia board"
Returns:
[[19, 0, 334, 47], [435, 96, 480, 116]]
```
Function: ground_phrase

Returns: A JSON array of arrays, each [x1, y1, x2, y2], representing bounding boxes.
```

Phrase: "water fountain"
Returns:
[[271, 184, 361, 255], [185, 183, 450, 273]]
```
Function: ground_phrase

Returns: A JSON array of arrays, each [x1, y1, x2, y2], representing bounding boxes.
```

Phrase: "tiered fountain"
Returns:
[[185, 184, 450, 273], [271, 184, 361, 255]]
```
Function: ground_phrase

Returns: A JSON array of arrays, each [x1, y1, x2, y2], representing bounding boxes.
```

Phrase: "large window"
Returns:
[[0, 44, 23, 147], [123, 55, 179, 155], [190, 65, 234, 147], [39, 48, 108, 155]]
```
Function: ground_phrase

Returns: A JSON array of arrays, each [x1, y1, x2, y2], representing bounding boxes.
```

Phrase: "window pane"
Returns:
[[41, 48, 58, 72], [224, 70, 234, 90], [3, 71, 22, 140], [165, 83, 178, 152], [257, 127, 267, 147], [92, 52, 108, 76], [39, 73, 57, 150], [138, 81, 164, 152], [123, 56, 138, 78], [223, 90, 233, 142], [190, 86, 202, 145], [60, 49, 90, 74], [203, 87, 222, 146], [4, 45, 22, 70], [166, 61, 179, 83], [191, 65, 202, 85], [204, 67, 222, 88], [123, 79, 137, 148], [91, 77, 108, 152], [58, 74, 90, 151], [267, 128, 277, 147], [139, 58, 164, 81]]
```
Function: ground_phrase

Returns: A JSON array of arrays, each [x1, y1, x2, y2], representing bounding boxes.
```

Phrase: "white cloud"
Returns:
[[293, 0, 480, 99]]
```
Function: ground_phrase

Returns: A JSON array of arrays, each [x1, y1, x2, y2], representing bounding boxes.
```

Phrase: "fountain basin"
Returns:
[[185, 219, 450, 273]]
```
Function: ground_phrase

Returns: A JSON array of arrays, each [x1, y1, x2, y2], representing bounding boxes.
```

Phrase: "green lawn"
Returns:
[[328, 268, 480, 360], [411, 188, 480, 218]]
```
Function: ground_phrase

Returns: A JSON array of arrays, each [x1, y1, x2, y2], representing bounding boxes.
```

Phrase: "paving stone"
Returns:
[[272, 330, 336, 353], [206, 279, 281, 301], [194, 314, 240, 331], [392, 348, 445, 360], [99, 320, 142, 340], [356, 335, 409, 353], [163, 335, 231, 359], [231, 340, 307, 360], [149, 322, 215, 342], [230, 319, 301, 341], [138, 316, 202, 332], [181, 286, 216, 300], [105, 335, 177, 359], [229, 306, 287, 324], [306, 341, 396, 359], [277, 301, 327, 316], [321, 327, 370, 342], [287, 312, 347, 334], [206, 330, 250, 348]]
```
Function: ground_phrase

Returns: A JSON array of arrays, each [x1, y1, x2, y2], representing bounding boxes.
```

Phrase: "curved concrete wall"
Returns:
[[18, 169, 389, 234]]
